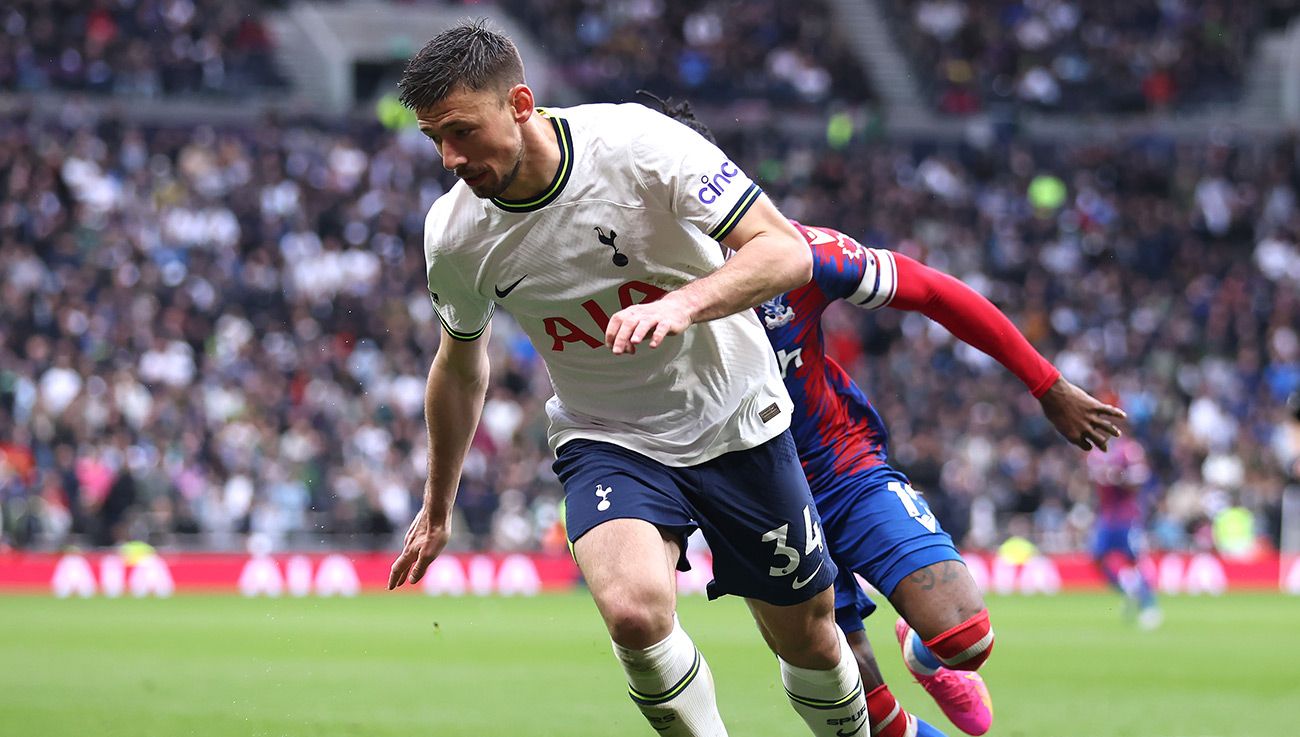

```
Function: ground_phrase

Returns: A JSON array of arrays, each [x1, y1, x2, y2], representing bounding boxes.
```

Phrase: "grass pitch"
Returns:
[[2, 592, 1296, 736]]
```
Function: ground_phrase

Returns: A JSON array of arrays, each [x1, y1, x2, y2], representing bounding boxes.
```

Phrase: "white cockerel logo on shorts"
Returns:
[[595, 484, 613, 511]]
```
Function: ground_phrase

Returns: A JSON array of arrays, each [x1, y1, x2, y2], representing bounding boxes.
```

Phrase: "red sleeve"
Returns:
[[885, 251, 1060, 398]]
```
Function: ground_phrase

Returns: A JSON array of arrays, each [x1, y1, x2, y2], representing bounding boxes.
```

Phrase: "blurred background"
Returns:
[[2, 0, 1299, 567]]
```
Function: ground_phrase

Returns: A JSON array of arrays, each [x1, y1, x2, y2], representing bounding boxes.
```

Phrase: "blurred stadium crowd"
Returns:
[[0, 0, 284, 97], [496, 0, 871, 105], [887, 0, 1299, 115], [0, 0, 1297, 557]]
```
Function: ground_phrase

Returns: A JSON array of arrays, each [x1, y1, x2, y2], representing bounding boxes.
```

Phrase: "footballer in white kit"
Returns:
[[393, 25, 870, 737], [423, 102, 836, 603]]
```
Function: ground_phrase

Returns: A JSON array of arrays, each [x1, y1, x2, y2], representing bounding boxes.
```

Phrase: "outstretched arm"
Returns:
[[885, 251, 1125, 450], [388, 323, 492, 589]]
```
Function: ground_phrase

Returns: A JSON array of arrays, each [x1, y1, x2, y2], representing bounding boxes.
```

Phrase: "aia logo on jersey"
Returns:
[[697, 161, 741, 204], [760, 295, 795, 329], [542, 280, 668, 351]]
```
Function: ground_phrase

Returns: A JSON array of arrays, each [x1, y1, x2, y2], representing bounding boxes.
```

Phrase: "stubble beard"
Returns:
[[477, 142, 525, 199]]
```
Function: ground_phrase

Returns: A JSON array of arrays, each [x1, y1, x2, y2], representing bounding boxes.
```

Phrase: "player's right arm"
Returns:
[[391, 205, 496, 589], [388, 322, 492, 589]]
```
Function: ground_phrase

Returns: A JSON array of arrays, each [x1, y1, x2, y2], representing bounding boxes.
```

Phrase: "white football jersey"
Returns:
[[423, 103, 792, 466]]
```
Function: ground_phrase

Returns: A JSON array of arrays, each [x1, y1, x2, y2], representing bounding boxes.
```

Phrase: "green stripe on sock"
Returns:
[[628, 650, 702, 706], [785, 681, 864, 710]]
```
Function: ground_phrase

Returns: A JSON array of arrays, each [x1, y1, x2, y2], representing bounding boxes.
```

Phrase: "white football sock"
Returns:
[[612, 616, 728, 736], [780, 628, 869, 737]]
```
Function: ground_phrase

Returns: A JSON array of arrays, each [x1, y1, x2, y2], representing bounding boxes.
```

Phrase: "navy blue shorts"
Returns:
[[814, 465, 964, 630], [832, 568, 877, 635], [554, 432, 836, 606]]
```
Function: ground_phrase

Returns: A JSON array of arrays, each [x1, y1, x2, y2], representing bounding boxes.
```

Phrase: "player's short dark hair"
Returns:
[[398, 19, 525, 111], [637, 90, 716, 145]]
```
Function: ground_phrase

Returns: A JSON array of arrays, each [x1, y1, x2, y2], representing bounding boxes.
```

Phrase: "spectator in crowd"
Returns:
[[1268, 392, 1300, 549]]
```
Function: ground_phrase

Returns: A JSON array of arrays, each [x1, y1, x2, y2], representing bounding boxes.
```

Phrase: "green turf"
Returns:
[[1, 592, 1296, 736]]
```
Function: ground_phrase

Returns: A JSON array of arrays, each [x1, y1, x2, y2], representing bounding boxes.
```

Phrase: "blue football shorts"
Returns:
[[1091, 522, 1142, 560], [815, 465, 964, 632]]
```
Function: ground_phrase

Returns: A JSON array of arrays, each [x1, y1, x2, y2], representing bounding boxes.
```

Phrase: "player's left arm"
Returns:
[[605, 106, 811, 354], [686, 197, 812, 321], [876, 250, 1127, 451]]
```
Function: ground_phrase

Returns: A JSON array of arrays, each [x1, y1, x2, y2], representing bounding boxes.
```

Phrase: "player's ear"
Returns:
[[507, 84, 534, 122]]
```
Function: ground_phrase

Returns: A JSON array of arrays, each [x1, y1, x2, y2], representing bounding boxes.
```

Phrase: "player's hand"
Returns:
[[388, 505, 451, 589], [1038, 376, 1127, 452], [605, 293, 693, 355]]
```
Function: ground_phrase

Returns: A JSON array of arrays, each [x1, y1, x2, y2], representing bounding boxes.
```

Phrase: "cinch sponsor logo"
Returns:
[[697, 161, 741, 204]]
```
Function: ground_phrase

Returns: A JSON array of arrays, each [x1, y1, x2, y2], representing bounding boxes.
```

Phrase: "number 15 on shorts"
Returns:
[[761, 505, 824, 589], [890, 480, 938, 533]]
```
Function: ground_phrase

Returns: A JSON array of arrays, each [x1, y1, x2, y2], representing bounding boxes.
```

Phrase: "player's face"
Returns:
[[417, 85, 527, 199]]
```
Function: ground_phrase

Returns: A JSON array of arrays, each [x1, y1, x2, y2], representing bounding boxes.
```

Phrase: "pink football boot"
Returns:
[[895, 618, 993, 736]]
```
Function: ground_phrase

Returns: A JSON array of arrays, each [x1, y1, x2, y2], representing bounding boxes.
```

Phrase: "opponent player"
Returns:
[[1087, 436, 1161, 629], [649, 95, 1125, 735], [386, 21, 937, 737]]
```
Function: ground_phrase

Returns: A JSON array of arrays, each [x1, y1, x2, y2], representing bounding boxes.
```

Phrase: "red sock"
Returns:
[[923, 609, 994, 671], [866, 684, 916, 737]]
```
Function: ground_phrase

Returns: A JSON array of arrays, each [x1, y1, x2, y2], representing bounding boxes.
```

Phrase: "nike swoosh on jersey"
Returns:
[[791, 560, 824, 590], [494, 274, 528, 299]]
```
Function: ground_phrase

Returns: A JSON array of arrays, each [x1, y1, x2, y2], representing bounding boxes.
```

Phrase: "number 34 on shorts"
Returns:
[[761, 505, 825, 589]]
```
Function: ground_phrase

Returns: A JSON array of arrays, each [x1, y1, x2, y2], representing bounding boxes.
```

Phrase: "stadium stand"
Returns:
[[0, 0, 285, 97], [1, 108, 1295, 555], [0, 1, 1296, 559], [884, 0, 1299, 115], [495, 0, 872, 105]]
